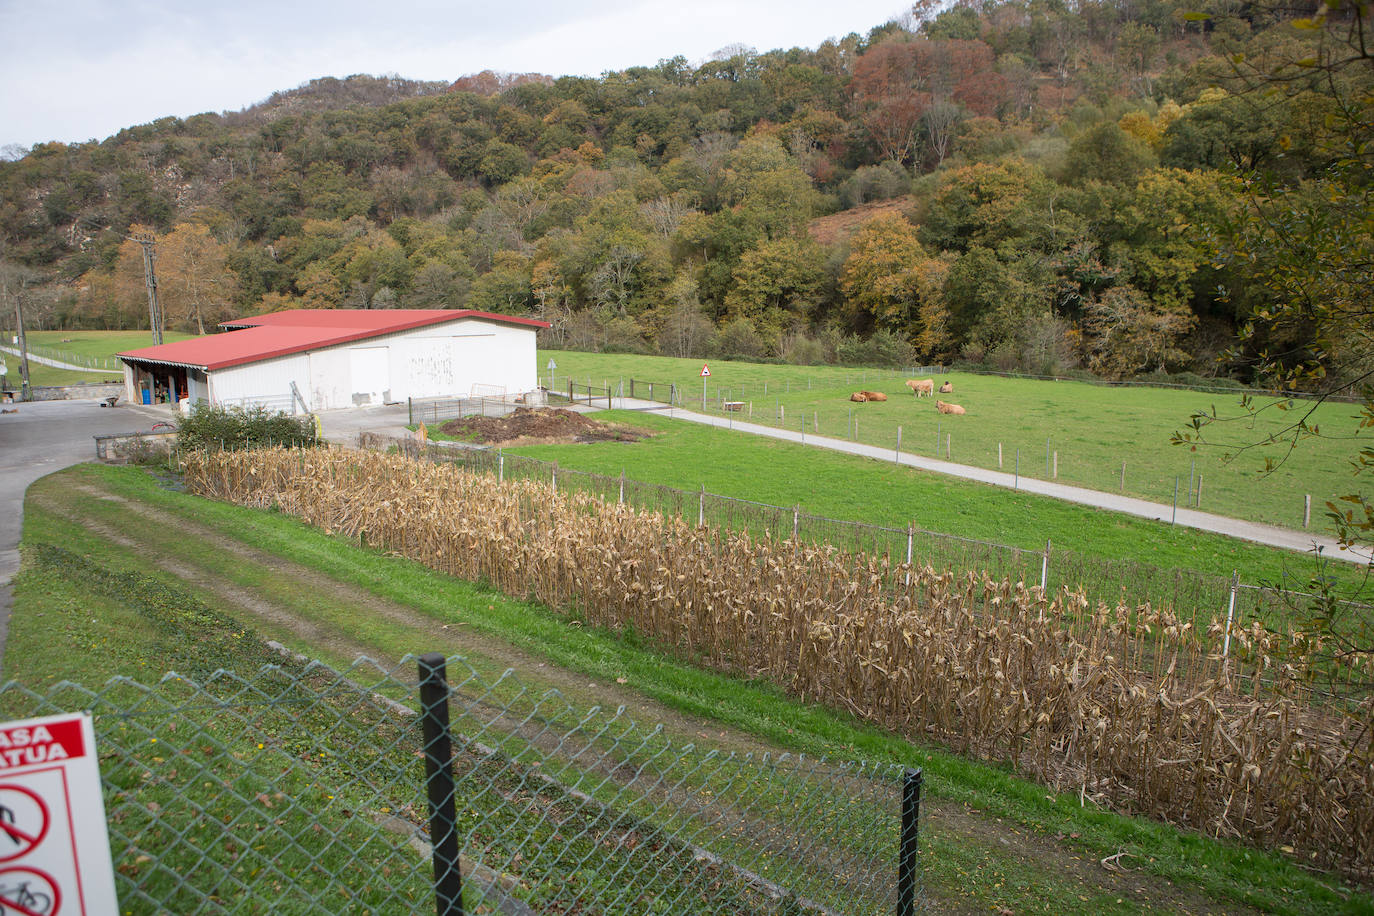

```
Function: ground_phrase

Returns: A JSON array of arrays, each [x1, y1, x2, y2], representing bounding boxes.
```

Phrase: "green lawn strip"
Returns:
[[9, 522, 775, 914], [540, 349, 1365, 533], [3, 547, 437, 912], [497, 408, 1356, 596], [40, 464, 1367, 914]]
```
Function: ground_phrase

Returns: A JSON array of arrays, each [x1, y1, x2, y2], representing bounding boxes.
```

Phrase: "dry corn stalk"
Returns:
[[181, 447, 1374, 881]]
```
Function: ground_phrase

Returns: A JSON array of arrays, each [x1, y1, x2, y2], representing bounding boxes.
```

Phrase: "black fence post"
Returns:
[[897, 767, 923, 916], [419, 652, 465, 916]]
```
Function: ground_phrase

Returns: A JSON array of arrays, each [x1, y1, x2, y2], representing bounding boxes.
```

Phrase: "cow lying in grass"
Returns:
[[935, 399, 965, 415], [850, 391, 888, 402], [905, 378, 934, 397], [939, 381, 952, 393]]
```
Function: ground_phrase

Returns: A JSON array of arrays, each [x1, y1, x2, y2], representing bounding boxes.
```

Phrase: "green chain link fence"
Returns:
[[0, 652, 925, 915]]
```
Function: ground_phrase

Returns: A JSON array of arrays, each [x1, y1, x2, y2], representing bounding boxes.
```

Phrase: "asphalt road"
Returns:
[[0, 397, 173, 675]]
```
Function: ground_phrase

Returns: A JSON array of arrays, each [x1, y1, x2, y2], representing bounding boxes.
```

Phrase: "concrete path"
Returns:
[[609, 398, 1365, 564], [0, 398, 174, 676]]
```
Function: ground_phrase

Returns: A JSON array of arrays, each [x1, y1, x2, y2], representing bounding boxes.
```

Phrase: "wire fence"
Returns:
[[364, 433, 1371, 652], [0, 652, 923, 915]]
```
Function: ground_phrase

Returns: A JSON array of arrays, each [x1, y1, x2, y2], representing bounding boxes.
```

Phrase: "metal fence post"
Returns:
[[1223, 571, 1238, 659], [418, 653, 465, 916], [905, 527, 913, 587], [897, 767, 923, 916], [699, 485, 705, 527], [1041, 540, 1050, 592], [409, 397, 413, 426]]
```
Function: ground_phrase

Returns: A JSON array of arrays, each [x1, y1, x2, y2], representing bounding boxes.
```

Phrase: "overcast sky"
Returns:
[[0, 0, 912, 151]]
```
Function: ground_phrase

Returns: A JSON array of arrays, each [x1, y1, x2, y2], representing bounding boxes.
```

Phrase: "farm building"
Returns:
[[116, 308, 549, 412]]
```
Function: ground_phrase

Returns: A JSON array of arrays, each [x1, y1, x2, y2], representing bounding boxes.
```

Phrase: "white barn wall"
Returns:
[[210, 353, 310, 412], [201, 316, 541, 412]]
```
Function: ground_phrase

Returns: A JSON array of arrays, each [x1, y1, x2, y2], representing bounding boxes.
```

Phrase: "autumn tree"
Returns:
[[157, 222, 238, 333], [840, 212, 927, 334]]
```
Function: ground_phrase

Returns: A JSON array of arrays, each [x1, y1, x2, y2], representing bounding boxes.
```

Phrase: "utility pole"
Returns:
[[136, 233, 164, 345], [13, 291, 32, 401]]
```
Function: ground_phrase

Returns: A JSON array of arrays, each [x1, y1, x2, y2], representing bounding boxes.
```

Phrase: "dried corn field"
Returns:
[[181, 447, 1374, 880]]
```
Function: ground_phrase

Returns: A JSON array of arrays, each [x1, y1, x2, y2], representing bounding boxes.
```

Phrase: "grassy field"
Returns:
[[540, 350, 1366, 533], [3, 329, 194, 387], [488, 409, 1363, 614], [25, 328, 192, 358], [12, 462, 1370, 914]]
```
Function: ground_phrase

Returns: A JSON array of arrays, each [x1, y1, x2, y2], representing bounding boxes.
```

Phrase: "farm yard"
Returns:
[[539, 350, 1366, 535], [11, 461, 1371, 914]]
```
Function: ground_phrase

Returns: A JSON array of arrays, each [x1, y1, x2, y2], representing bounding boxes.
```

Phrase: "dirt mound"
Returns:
[[437, 407, 647, 445]]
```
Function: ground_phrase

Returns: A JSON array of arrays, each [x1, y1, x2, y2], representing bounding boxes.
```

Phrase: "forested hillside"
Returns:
[[1, 0, 1369, 386]]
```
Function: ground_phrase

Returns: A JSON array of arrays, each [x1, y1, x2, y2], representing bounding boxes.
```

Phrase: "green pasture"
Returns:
[[25, 328, 191, 358], [498, 409, 1363, 607], [1, 350, 116, 387], [541, 350, 1366, 533], [2, 330, 193, 388]]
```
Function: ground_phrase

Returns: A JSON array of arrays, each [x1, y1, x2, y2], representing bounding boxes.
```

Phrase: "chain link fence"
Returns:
[[0, 652, 924, 915]]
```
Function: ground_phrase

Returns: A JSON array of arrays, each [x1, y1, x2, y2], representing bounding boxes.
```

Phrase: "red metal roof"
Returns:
[[118, 308, 549, 371]]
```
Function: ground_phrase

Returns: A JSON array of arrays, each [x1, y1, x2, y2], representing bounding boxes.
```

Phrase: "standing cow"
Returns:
[[905, 378, 935, 398]]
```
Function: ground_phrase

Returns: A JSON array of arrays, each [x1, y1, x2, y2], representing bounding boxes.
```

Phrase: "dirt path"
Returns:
[[33, 473, 1263, 915]]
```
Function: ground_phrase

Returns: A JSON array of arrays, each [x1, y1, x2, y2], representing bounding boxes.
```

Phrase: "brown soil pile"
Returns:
[[437, 407, 648, 445]]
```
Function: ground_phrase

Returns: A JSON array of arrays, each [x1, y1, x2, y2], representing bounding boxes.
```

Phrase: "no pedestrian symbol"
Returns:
[[0, 784, 49, 861]]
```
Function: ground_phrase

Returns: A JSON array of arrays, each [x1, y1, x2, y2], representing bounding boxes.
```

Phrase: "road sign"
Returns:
[[0, 713, 119, 913], [700, 364, 711, 377], [546, 359, 556, 370]]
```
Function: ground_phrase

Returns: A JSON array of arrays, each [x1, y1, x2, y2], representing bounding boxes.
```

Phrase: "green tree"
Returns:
[[1174, 0, 1374, 647], [724, 236, 827, 337]]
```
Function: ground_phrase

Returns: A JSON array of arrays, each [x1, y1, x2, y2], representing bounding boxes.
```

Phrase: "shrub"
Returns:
[[177, 403, 319, 452]]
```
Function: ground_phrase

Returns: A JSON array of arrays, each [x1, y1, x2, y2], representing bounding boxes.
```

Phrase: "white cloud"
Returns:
[[0, 0, 910, 149]]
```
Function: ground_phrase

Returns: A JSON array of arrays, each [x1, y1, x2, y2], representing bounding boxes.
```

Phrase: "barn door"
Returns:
[[349, 347, 391, 405]]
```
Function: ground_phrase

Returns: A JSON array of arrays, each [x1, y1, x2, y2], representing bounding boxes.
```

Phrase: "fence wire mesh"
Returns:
[[0, 653, 922, 915]]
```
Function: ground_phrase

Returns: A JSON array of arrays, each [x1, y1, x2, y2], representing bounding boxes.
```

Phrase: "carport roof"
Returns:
[[117, 308, 548, 372]]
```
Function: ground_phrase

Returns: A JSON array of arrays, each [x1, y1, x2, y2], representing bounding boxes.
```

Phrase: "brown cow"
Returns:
[[935, 400, 966, 415], [905, 378, 935, 397], [859, 390, 887, 401], [850, 392, 868, 402], [938, 381, 952, 394]]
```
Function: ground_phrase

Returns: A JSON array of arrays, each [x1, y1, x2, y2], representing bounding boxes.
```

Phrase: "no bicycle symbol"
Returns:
[[0, 786, 49, 863], [0, 865, 60, 915]]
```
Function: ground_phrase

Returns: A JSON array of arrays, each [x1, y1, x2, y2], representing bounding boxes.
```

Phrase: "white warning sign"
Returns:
[[0, 714, 118, 914]]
